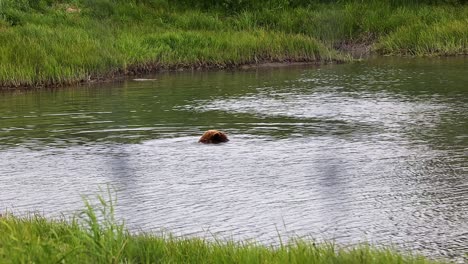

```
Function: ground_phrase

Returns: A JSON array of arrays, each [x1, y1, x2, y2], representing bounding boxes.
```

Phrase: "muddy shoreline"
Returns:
[[0, 58, 344, 91]]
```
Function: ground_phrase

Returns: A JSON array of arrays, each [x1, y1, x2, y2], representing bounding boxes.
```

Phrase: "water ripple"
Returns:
[[0, 58, 467, 263]]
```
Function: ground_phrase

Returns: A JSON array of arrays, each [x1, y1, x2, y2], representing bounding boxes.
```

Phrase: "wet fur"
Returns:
[[199, 130, 229, 144]]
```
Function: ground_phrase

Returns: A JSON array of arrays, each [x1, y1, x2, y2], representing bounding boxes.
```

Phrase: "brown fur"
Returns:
[[199, 130, 229, 144]]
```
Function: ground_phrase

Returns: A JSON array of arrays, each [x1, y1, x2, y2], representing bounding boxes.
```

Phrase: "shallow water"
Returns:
[[1, 57, 467, 262]]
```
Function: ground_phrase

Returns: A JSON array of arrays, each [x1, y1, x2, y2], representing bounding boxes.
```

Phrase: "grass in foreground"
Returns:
[[0, 193, 446, 264], [0, 0, 467, 88]]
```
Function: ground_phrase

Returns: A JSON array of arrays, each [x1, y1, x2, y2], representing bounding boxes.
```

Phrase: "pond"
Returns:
[[1, 57, 467, 262]]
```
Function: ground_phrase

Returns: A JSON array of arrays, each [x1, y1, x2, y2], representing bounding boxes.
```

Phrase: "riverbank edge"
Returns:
[[2, 1, 467, 90], [3, 45, 466, 90], [0, 58, 346, 90], [0, 208, 447, 264]]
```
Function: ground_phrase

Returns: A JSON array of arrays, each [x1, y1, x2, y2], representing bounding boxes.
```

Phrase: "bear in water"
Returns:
[[199, 130, 229, 144]]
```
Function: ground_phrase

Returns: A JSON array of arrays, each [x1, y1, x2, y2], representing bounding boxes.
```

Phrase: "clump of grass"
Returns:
[[0, 25, 335, 87], [0, 0, 467, 88], [0, 1, 340, 88], [377, 18, 468, 55], [0, 190, 128, 263], [0, 191, 447, 263]]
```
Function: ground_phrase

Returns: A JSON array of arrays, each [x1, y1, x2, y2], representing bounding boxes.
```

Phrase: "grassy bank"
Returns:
[[0, 0, 467, 88], [0, 195, 445, 264]]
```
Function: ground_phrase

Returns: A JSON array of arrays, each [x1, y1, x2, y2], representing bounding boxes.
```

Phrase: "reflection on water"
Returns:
[[1, 57, 467, 262]]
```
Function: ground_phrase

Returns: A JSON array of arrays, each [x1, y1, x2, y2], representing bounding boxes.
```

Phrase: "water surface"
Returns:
[[1, 57, 467, 262]]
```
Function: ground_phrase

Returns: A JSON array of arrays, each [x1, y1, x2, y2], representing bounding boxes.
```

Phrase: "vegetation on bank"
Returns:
[[0, 194, 446, 264], [0, 0, 467, 88]]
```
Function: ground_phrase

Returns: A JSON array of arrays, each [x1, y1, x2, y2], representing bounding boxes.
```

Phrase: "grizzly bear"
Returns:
[[198, 130, 229, 144]]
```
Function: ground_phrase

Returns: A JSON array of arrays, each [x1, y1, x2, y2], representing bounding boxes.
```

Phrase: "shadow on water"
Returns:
[[0, 57, 467, 262]]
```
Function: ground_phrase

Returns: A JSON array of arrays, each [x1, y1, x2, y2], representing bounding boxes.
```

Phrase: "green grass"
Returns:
[[377, 17, 468, 55], [0, 0, 467, 88], [0, 192, 447, 264]]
